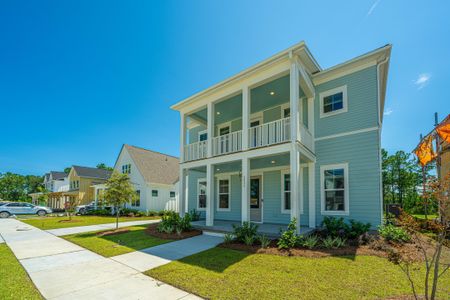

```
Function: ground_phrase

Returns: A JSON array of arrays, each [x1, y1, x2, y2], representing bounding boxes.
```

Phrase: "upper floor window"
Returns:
[[152, 190, 158, 197], [320, 163, 349, 215], [170, 191, 176, 198], [198, 130, 207, 142], [319, 85, 347, 118], [122, 164, 131, 174], [219, 126, 230, 136]]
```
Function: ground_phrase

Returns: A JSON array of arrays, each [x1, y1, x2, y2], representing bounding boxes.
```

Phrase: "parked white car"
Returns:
[[0, 202, 52, 218]]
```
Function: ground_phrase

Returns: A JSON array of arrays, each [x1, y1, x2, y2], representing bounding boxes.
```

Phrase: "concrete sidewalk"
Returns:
[[0, 218, 201, 300], [111, 234, 224, 272], [46, 219, 160, 236]]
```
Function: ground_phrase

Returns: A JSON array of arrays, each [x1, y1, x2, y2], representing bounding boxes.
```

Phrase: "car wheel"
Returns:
[[0, 211, 10, 218], [79, 208, 86, 215], [37, 210, 46, 217]]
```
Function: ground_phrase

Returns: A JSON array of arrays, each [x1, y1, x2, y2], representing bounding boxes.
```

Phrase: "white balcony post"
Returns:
[[308, 162, 316, 228], [207, 103, 214, 157], [242, 86, 250, 150], [206, 163, 214, 226], [290, 145, 301, 233], [241, 157, 250, 223], [290, 60, 300, 142], [180, 113, 186, 162], [179, 167, 186, 216]]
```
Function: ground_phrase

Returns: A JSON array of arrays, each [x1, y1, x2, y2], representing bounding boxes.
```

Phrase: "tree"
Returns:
[[103, 171, 137, 229], [64, 167, 72, 174], [96, 163, 113, 171], [0, 172, 27, 201]]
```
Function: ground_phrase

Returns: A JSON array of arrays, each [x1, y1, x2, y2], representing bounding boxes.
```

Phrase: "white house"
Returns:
[[42, 171, 69, 209], [112, 144, 179, 212]]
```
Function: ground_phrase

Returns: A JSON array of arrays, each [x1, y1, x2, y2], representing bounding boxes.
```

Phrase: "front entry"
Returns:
[[250, 176, 262, 223]]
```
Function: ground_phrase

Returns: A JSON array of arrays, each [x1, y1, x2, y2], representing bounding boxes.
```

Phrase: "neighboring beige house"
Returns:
[[111, 144, 179, 212]]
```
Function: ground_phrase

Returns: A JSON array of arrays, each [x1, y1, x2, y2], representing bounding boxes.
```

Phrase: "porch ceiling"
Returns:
[[250, 74, 290, 113]]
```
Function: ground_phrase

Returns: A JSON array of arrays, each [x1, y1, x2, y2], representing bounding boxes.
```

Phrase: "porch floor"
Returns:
[[192, 220, 314, 238]]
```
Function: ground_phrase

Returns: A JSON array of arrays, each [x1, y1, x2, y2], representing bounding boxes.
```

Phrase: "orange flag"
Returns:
[[436, 116, 450, 144], [415, 135, 436, 166]]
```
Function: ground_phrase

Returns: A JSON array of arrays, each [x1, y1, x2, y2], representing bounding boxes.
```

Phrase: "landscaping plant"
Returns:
[[322, 236, 346, 249], [244, 235, 254, 246], [189, 209, 201, 221], [277, 218, 299, 250], [378, 224, 411, 243], [301, 235, 320, 249], [232, 221, 258, 243], [157, 211, 192, 235], [321, 216, 371, 239], [223, 233, 234, 244], [258, 235, 271, 248]]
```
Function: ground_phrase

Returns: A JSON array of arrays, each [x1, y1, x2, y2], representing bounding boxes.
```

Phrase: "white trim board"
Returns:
[[315, 127, 379, 142], [320, 163, 349, 216]]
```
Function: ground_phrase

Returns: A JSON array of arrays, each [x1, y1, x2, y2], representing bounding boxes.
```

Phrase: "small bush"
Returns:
[[347, 220, 371, 239], [378, 224, 411, 243], [322, 216, 349, 237], [322, 236, 346, 249], [223, 233, 234, 244], [146, 210, 158, 217], [158, 210, 166, 216], [258, 235, 271, 248], [244, 235, 255, 246], [301, 235, 319, 249], [189, 209, 201, 221], [232, 222, 258, 243], [278, 218, 299, 250], [87, 209, 111, 216], [157, 211, 192, 234]]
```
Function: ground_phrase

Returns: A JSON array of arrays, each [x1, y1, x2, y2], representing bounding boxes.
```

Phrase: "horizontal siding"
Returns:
[[315, 65, 378, 138], [188, 125, 206, 144], [215, 174, 241, 221], [315, 130, 382, 227], [187, 170, 206, 218]]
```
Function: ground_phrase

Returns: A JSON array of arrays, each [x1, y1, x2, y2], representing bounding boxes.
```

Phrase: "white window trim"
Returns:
[[320, 163, 349, 216], [319, 85, 348, 118], [280, 169, 291, 214], [217, 123, 231, 136], [197, 178, 206, 211], [216, 175, 231, 212], [198, 129, 207, 141], [151, 189, 158, 197]]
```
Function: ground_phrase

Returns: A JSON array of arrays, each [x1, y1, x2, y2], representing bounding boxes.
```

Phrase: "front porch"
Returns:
[[192, 220, 314, 237]]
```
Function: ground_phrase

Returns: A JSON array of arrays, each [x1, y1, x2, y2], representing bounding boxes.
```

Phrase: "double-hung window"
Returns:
[[320, 85, 347, 118], [122, 164, 131, 174], [197, 179, 207, 210], [281, 171, 291, 213], [217, 177, 230, 211], [151, 190, 158, 197], [321, 163, 349, 215], [170, 191, 176, 198], [198, 130, 207, 142]]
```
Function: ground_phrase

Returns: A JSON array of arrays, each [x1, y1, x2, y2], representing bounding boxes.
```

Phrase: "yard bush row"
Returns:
[[157, 211, 192, 234]]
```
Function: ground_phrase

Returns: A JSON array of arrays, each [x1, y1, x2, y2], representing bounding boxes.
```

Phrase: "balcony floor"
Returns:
[[192, 220, 314, 238]]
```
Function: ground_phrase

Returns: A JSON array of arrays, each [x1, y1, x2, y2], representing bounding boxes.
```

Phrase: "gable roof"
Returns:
[[72, 166, 112, 180], [50, 171, 67, 180], [122, 144, 179, 185]]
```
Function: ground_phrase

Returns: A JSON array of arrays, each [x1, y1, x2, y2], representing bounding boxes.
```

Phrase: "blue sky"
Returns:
[[0, 1, 449, 175]]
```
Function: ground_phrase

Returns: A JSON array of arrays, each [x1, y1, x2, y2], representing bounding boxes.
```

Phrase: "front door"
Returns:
[[250, 176, 262, 222]]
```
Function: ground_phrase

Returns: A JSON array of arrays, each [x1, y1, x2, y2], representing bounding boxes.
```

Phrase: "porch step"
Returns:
[[202, 231, 227, 238]]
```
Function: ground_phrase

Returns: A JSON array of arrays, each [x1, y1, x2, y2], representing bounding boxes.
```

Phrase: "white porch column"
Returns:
[[207, 102, 214, 157], [290, 144, 301, 232], [308, 162, 316, 228], [290, 60, 300, 142], [242, 86, 250, 150], [180, 113, 186, 162], [241, 157, 250, 223], [206, 163, 214, 226], [178, 167, 187, 216]]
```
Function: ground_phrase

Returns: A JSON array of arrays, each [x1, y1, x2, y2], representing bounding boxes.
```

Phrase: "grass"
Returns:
[[20, 215, 160, 230], [0, 244, 42, 300], [146, 247, 450, 300], [412, 214, 439, 220], [62, 225, 172, 257]]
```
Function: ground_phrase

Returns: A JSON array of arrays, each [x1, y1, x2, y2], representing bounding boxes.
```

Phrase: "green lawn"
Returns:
[[62, 225, 171, 257], [0, 244, 42, 300], [146, 247, 450, 300], [21, 215, 159, 230], [412, 214, 439, 220]]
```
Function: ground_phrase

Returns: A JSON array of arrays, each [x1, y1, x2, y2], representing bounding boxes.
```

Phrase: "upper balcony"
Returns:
[[182, 73, 314, 163]]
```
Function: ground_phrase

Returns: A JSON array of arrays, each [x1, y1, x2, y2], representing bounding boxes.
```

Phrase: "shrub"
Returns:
[[258, 235, 271, 248], [223, 233, 234, 244], [277, 218, 300, 250], [378, 224, 411, 243], [347, 219, 371, 238], [87, 209, 110, 216], [244, 235, 255, 246], [232, 222, 258, 243], [321, 217, 371, 239], [322, 236, 346, 249], [301, 235, 319, 249], [157, 211, 192, 234], [189, 209, 201, 221], [158, 210, 166, 216], [146, 210, 158, 217]]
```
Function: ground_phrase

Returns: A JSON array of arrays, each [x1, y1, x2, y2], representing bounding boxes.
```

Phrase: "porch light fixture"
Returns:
[[270, 91, 275, 95], [271, 160, 276, 164], [216, 111, 221, 115], [216, 168, 220, 171]]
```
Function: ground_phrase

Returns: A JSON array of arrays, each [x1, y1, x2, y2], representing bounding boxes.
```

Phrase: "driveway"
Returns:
[[0, 218, 201, 300]]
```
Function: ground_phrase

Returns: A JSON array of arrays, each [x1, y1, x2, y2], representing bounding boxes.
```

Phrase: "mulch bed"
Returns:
[[219, 241, 387, 258], [95, 228, 131, 237], [145, 223, 202, 240]]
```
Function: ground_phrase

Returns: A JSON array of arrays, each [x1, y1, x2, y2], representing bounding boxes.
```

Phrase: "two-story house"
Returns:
[[172, 41, 391, 232], [43, 171, 69, 209], [65, 166, 112, 206], [111, 144, 179, 212]]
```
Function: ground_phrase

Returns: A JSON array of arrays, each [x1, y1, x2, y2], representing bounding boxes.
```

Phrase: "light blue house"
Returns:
[[171, 41, 391, 233]]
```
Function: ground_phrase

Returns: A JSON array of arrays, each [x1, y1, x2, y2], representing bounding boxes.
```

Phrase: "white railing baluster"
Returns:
[[183, 140, 208, 162], [248, 117, 291, 149]]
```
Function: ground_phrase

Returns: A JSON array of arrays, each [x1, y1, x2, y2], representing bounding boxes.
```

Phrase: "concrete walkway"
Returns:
[[46, 219, 160, 236], [0, 218, 201, 300], [111, 233, 224, 272]]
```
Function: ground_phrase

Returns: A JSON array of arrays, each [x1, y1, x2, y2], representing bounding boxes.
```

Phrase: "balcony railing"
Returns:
[[184, 140, 208, 161], [249, 117, 291, 148], [212, 130, 242, 156]]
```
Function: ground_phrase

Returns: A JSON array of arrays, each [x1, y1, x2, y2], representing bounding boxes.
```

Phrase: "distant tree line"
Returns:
[[381, 149, 436, 214]]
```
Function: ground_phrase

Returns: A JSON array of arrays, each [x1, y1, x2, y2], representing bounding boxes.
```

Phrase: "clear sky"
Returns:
[[1, 1, 449, 175]]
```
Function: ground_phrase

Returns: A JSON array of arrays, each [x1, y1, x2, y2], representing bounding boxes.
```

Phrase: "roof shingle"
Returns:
[[73, 166, 112, 180]]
